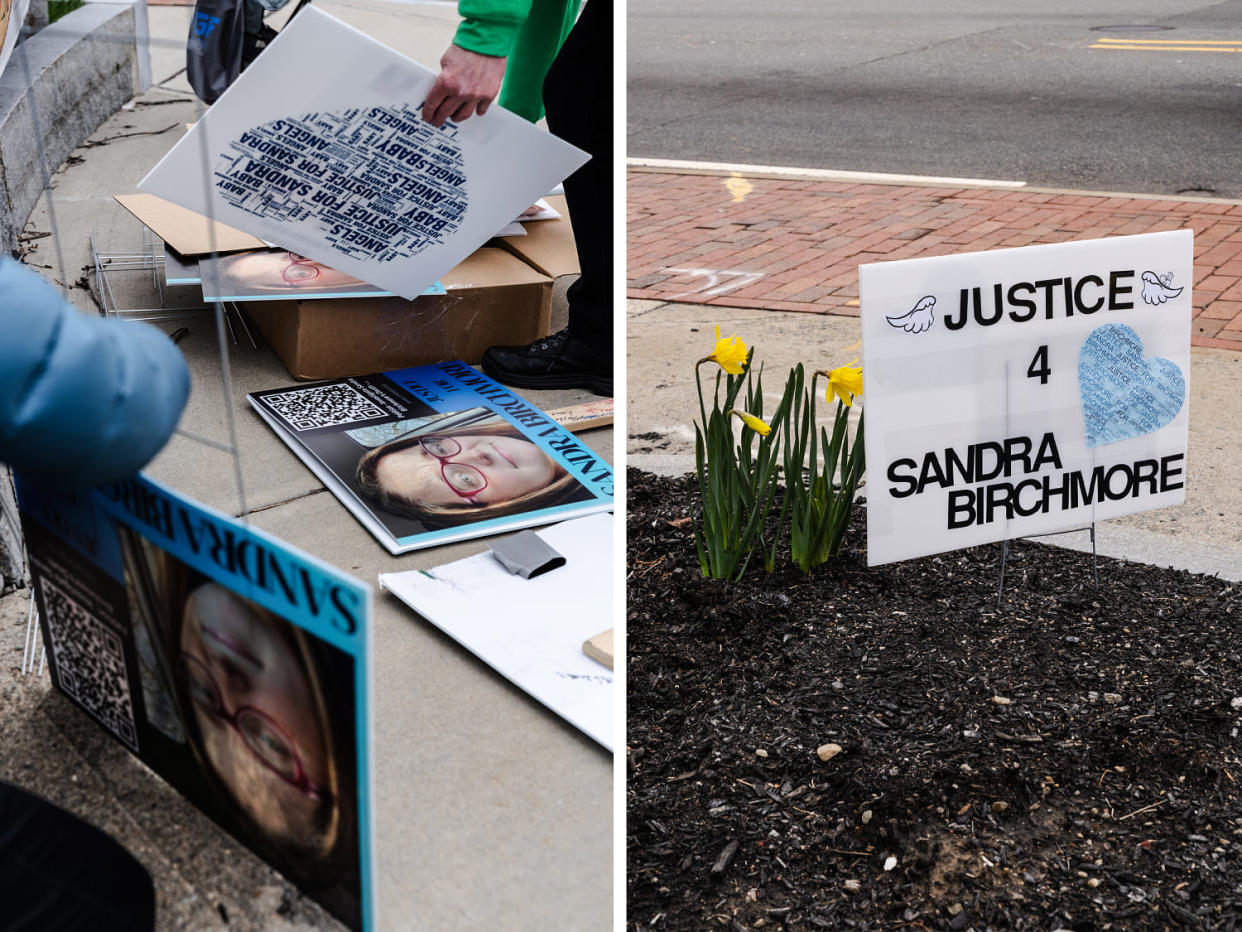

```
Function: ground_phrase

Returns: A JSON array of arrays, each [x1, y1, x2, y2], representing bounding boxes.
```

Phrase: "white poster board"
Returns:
[[860, 230, 1192, 566], [139, 7, 588, 300], [379, 514, 613, 750]]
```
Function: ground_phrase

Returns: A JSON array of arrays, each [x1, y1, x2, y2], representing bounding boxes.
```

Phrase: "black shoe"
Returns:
[[482, 328, 613, 396]]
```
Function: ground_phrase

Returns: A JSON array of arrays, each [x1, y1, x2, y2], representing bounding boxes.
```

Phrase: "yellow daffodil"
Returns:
[[698, 325, 748, 375], [729, 408, 771, 436], [821, 359, 863, 407]]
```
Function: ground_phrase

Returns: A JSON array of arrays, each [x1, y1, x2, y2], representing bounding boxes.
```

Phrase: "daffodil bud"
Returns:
[[728, 408, 772, 436]]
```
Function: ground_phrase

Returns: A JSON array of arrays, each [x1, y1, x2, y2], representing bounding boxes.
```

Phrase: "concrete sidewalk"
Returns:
[[626, 165, 1242, 582], [2, 4, 611, 930]]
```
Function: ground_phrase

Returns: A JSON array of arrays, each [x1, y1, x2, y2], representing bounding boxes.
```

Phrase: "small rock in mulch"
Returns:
[[626, 469, 1242, 931]]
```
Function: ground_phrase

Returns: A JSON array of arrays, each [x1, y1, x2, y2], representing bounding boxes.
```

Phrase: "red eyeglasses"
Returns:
[[178, 652, 329, 801], [418, 436, 488, 501], [281, 253, 321, 284]]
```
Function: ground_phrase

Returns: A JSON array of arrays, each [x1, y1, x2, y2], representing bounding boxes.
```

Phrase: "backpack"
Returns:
[[186, 0, 247, 104], [187, 0, 299, 104]]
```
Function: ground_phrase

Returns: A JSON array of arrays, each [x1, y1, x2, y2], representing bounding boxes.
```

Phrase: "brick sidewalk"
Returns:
[[628, 169, 1242, 352]]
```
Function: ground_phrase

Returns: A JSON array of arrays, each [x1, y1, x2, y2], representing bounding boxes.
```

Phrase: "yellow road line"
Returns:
[[1092, 37, 1242, 52], [1094, 37, 1242, 44], [1091, 43, 1242, 51]]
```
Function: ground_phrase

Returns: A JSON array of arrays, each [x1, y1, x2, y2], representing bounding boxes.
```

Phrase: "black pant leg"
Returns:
[[0, 781, 155, 931], [542, 0, 613, 360]]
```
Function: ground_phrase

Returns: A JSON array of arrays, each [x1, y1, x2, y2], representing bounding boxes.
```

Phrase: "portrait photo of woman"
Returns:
[[201, 247, 388, 300], [353, 409, 588, 530], [118, 530, 362, 928]]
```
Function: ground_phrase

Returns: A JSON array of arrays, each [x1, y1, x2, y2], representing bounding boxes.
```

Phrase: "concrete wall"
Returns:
[[0, 2, 143, 255]]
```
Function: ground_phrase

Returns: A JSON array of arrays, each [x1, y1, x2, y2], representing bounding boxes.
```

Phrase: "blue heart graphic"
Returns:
[[1078, 323, 1184, 449], [212, 105, 468, 266]]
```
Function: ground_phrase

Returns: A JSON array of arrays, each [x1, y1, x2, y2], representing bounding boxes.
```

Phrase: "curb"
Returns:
[[628, 157, 1026, 191], [627, 157, 1242, 206]]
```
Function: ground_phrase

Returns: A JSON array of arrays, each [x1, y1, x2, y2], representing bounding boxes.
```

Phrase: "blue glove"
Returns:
[[0, 258, 191, 488]]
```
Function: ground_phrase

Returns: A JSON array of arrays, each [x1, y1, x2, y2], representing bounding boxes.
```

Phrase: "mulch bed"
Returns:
[[626, 469, 1242, 931]]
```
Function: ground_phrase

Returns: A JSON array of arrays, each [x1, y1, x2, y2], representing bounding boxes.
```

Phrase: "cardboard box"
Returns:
[[243, 247, 551, 380], [113, 190, 577, 382], [498, 194, 581, 278]]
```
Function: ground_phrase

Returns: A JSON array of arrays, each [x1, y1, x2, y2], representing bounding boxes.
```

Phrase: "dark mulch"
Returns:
[[626, 469, 1242, 931]]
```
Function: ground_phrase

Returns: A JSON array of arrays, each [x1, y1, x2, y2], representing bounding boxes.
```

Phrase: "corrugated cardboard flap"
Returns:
[[498, 194, 581, 279], [115, 194, 266, 255], [443, 246, 548, 289]]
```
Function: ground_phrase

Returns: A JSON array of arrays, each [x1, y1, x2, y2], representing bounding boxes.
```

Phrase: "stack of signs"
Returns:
[[860, 230, 1192, 566], [16, 474, 375, 930], [137, 7, 588, 301], [122, 200, 561, 301], [196, 248, 444, 302]]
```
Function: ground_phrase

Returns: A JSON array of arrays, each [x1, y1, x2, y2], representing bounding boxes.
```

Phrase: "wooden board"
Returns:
[[583, 629, 613, 670], [547, 398, 614, 433]]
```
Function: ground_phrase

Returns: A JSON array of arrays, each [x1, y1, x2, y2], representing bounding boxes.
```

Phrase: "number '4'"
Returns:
[[1027, 345, 1050, 384]]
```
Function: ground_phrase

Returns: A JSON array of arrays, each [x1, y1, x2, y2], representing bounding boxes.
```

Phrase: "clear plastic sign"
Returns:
[[139, 8, 587, 300]]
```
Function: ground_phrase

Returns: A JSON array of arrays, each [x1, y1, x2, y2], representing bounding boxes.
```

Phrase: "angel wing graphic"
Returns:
[[1140, 270, 1183, 306], [886, 295, 936, 334]]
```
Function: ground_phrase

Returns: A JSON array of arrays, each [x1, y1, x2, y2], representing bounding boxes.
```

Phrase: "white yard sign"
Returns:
[[860, 230, 1192, 566], [379, 514, 614, 750], [139, 7, 588, 300]]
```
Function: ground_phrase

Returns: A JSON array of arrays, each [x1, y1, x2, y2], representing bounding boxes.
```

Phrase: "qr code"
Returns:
[[40, 577, 138, 752], [264, 384, 386, 430]]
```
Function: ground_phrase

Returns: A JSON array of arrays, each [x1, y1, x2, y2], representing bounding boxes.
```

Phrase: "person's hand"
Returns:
[[422, 44, 507, 128]]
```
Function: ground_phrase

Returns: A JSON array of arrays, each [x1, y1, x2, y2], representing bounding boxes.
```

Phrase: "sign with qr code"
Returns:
[[16, 474, 375, 931], [860, 230, 1191, 566], [248, 361, 615, 554], [138, 7, 588, 300]]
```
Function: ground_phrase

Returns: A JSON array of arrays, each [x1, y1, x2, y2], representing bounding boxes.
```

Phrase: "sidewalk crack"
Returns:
[[79, 123, 183, 149], [241, 488, 329, 517]]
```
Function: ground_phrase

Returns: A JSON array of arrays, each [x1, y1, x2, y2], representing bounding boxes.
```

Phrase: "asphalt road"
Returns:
[[628, 0, 1242, 197]]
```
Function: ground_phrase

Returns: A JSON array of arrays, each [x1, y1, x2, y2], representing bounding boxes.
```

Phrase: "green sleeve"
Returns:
[[453, 0, 535, 57], [497, 0, 582, 122]]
